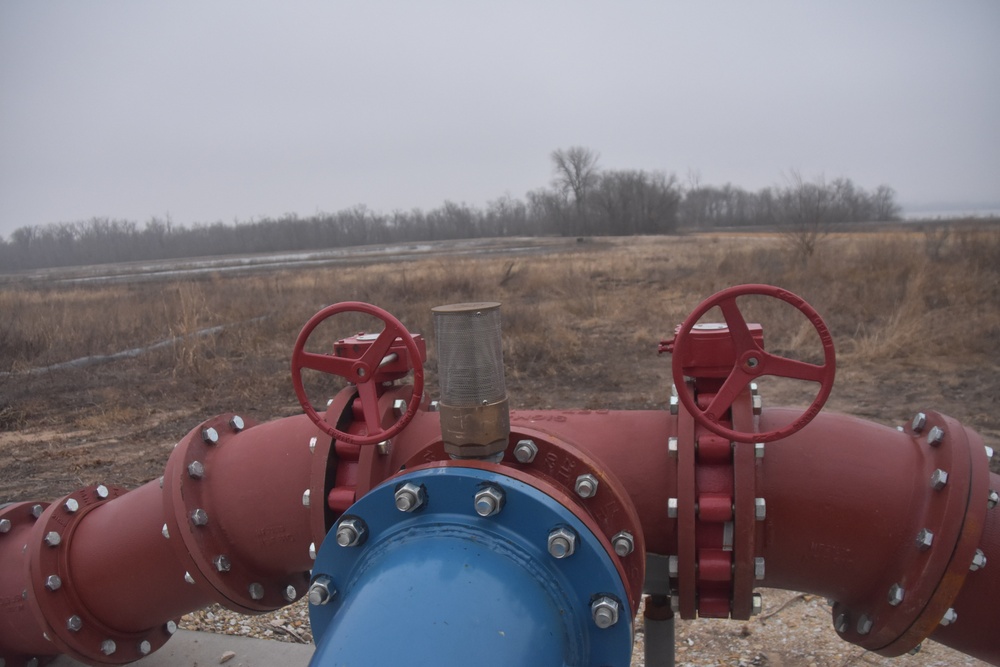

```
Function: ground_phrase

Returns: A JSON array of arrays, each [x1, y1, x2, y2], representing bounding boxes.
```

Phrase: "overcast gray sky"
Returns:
[[1, 1, 998, 239]]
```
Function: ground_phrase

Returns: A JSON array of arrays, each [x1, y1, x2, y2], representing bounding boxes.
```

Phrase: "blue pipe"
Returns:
[[308, 466, 633, 666]]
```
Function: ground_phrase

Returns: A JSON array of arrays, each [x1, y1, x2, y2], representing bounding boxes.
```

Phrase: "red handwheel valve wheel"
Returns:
[[671, 284, 836, 442], [291, 302, 425, 446]]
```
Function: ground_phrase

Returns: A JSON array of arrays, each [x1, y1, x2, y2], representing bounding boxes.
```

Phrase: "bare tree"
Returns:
[[551, 147, 600, 205], [777, 170, 831, 263]]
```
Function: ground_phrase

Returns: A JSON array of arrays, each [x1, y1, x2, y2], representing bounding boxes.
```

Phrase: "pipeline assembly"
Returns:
[[1, 284, 997, 666]]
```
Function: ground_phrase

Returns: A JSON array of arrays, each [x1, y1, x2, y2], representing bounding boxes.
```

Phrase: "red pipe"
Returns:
[[1, 399, 996, 664]]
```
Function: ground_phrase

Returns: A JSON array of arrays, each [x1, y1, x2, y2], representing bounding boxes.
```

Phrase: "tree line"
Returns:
[[0, 147, 900, 271]]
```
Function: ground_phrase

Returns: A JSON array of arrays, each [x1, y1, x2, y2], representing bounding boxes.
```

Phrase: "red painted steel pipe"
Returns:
[[2, 400, 997, 664]]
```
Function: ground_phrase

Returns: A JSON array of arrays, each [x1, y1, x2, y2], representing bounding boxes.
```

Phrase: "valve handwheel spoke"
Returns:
[[291, 301, 425, 446], [672, 284, 836, 442]]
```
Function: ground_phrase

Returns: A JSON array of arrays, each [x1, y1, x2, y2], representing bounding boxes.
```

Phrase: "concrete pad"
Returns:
[[50, 629, 315, 666]]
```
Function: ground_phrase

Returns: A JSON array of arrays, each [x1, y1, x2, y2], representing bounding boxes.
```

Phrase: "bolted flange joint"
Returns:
[[611, 531, 634, 557], [547, 527, 577, 559], [336, 518, 368, 547], [474, 486, 505, 517], [591, 596, 620, 629], [308, 576, 335, 606], [575, 473, 599, 499], [394, 482, 426, 512], [513, 439, 538, 463]]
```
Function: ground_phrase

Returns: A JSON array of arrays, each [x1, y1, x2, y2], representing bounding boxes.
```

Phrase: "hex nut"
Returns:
[[309, 437, 318, 454], [612, 531, 635, 557], [187, 461, 205, 479], [67, 615, 83, 632], [751, 593, 763, 616], [190, 508, 209, 527], [755, 442, 765, 459], [283, 585, 298, 602], [752, 395, 763, 415], [0, 518, 11, 533], [755, 498, 767, 521], [95, 485, 110, 499], [754, 556, 766, 581], [100, 640, 116, 656], [667, 555, 678, 578], [377, 440, 391, 456], [213, 555, 232, 572], [970, 549, 987, 572], [547, 527, 577, 559], [202, 427, 219, 444], [513, 439, 538, 464], [161, 523, 170, 539], [669, 395, 679, 415], [927, 426, 944, 447], [574, 474, 599, 499], [394, 482, 425, 512], [930, 469, 949, 491], [309, 542, 317, 560], [44, 575, 62, 591], [988, 490, 999, 510], [912, 412, 927, 433], [302, 489, 311, 507], [184, 572, 195, 584], [248, 583, 264, 600], [888, 584, 905, 606], [591, 596, 620, 629], [916, 529, 934, 551], [229, 415, 245, 432], [667, 498, 678, 519], [336, 518, 368, 547], [138, 640, 152, 655], [834, 612, 848, 633], [31, 504, 44, 519], [668, 437, 678, 457], [64, 498, 79, 513], [165, 620, 178, 635], [308, 577, 335, 606], [43, 531, 61, 547], [393, 399, 407, 417], [474, 486, 505, 517], [940, 608, 958, 626], [857, 614, 873, 635]]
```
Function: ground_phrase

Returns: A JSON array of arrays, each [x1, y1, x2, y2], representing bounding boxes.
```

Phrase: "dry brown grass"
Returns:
[[1, 225, 998, 436]]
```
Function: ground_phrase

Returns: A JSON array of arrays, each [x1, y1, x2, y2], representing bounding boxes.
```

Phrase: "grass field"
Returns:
[[1, 224, 998, 666]]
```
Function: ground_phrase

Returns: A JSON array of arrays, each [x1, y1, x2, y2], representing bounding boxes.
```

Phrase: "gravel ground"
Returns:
[[179, 589, 988, 666]]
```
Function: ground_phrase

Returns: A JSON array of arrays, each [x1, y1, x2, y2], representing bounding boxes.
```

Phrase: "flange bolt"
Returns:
[[64, 498, 79, 513], [229, 415, 245, 432], [970, 549, 987, 572], [474, 486, 505, 517], [138, 640, 152, 655], [547, 527, 577, 559], [752, 593, 763, 616], [591, 596, 620, 629], [100, 640, 116, 656], [0, 518, 10, 533], [248, 583, 264, 600], [190, 508, 209, 527], [44, 575, 62, 591], [912, 412, 927, 433], [43, 531, 61, 547], [888, 584, 905, 606], [66, 615, 83, 632], [213, 555, 232, 572], [612, 531, 635, 557], [394, 482, 425, 512], [940, 608, 958, 626], [930, 469, 948, 491], [336, 518, 368, 547], [857, 614, 873, 635], [513, 439, 538, 463], [988, 490, 998, 510], [283, 585, 298, 602], [308, 577, 335, 606], [201, 427, 219, 444], [187, 461, 205, 479], [575, 474, 599, 499], [916, 528, 934, 551]]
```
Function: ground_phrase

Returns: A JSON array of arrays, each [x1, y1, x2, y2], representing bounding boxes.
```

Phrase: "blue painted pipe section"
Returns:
[[309, 466, 632, 667]]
